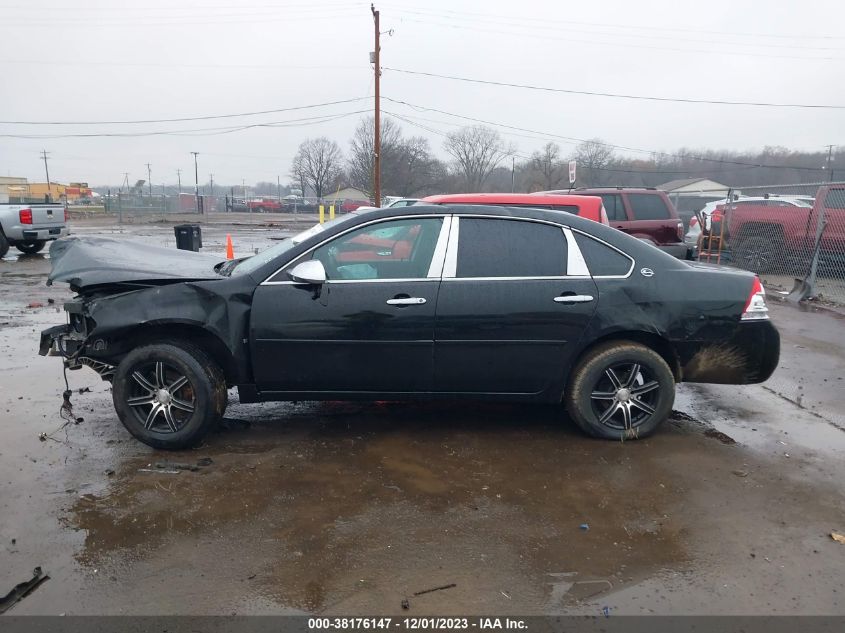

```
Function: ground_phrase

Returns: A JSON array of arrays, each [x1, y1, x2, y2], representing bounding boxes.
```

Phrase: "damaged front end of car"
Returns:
[[39, 297, 116, 380], [38, 236, 252, 385]]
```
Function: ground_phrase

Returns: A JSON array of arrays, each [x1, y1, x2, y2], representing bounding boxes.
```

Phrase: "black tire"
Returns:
[[733, 234, 782, 274], [565, 341, 675, 440], [15, 240, 46, 255], [112, 341, 227, 450], [0, 231, 9, 259]]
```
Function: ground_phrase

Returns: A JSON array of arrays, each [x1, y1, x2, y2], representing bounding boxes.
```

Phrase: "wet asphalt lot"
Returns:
[[2, 217, 845, 615]]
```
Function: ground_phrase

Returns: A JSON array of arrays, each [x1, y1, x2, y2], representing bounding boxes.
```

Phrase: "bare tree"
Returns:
[[348, 116, 402, 197], [573, 138, 615, 187], [291, 137, 342, 199], [444, 125, 513, 190], [396, 136, 445, 196], [530, 142, 566, 190]]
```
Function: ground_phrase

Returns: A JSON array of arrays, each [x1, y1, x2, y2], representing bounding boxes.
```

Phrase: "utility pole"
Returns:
[[277, 175, 281, 203], [371, 4, 381, 207], [191, 152, 200, 214], [209, 173, 214, 196], [825, 144, 835, 182], [511, 156, 515, 192], [176, 169, 182, 194], [121, 172, 129, 193], [40, 150, 52, 200], [146, 163, 152, 196]]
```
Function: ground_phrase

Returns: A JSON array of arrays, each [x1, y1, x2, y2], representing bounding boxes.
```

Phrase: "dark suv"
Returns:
[[543, 188, 690, 259]]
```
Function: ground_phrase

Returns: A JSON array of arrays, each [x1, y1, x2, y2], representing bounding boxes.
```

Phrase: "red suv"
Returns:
[[541, 188, 690, 259], [421, 193, 609, 225]]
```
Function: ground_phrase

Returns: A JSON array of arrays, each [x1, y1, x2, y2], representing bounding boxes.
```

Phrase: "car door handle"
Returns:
[[386, 297, 426, 306], [554, 294, 594, 304]]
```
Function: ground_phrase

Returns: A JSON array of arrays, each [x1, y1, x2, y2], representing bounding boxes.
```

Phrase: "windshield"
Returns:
[[229, 215, 354, 276]]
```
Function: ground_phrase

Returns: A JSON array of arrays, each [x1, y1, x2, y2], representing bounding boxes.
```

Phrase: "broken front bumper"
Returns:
[[39, 324, 115, 379], [39, 324, 84, 358]]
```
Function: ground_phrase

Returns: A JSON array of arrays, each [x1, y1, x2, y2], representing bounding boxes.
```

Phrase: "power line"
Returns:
[[382, 97, 826, 172], [384, 68, 845, 110], [0, 97, 370, 125], [394, 9, 845, 52], [392, 17, 845, 62], [398, 4, 845, 41], [0, 110, 368, 138]]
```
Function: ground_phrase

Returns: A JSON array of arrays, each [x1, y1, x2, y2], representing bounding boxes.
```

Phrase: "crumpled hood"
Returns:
[[48, 236, 226, 290]]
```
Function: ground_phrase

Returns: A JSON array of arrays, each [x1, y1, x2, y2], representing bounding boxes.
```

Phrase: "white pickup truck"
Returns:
[[0, 199, 68, 258]]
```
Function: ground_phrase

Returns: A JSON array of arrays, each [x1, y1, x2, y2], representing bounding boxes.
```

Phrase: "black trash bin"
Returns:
[[174, 224, 202, 251]]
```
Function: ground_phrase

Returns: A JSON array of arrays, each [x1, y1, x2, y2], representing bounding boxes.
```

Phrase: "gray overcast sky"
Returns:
[[1, 0, 843, 187]]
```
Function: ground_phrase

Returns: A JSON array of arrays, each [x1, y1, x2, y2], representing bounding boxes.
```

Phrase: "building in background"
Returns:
[[0, 176, 29, 202]]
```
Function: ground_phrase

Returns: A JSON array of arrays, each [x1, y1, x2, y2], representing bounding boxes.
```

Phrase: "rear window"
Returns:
[[599, 194, 627, 221], [457, 218, 567, 278], [627, 193, 671, 220], [573, 233, 632, 277], [824, 189, 845, 209]]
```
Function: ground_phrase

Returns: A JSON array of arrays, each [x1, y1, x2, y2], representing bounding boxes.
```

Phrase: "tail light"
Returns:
[[712, 210, 722, 222], [599, 205, 609, 225], [64, 207, 69, 222], [19, 208, 32, 224], [690, 216, 699, 227], [741, 276, 769, 321], [676, 220, 684, 240]]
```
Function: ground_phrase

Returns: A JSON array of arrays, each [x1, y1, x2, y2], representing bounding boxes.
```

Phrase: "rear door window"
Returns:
[[599, 194, 627, 221], [627, 193, 671, 220], [456, 218, 567, 278], [824, 189, 845, 209], [573, 233, 633, 277]]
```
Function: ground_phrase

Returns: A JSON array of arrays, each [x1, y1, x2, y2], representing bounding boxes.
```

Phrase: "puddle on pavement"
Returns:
[[67, 400, 697, 612]]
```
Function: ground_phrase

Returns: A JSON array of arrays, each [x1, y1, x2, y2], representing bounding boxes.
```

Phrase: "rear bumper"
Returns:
[[678, 320, 780, 384], [9, 226, 67, 243]]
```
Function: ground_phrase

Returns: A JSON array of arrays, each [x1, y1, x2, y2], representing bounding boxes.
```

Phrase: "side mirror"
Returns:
[[288, 260, 326, 285]]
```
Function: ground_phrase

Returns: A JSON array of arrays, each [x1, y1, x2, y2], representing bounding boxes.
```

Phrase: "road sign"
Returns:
[[569, 160, 577, 185]]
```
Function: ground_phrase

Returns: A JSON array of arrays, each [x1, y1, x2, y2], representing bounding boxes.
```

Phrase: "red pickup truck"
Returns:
[[727, 185, 845, 274]]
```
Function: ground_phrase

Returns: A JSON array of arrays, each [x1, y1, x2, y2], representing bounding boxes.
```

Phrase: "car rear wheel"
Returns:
[[565, 341, 675, 440], [0, 232, 9, 259], [16, 240, 46, 255], [112, 341, 227, 450]]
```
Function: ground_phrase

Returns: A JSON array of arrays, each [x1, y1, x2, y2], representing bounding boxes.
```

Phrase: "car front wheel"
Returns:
[[112, 341, 227, 449], [565, 341, 675, 440]]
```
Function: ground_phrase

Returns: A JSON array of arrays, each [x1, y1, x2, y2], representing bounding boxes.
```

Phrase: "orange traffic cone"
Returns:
[[225, 234, 234, 260]]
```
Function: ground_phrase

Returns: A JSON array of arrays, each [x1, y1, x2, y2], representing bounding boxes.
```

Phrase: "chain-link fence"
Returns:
[[672, 181, 845, 306], [101, 193, 219, 220], [667, 181, 845, 428]]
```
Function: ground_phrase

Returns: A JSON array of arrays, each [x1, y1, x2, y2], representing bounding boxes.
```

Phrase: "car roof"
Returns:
[[423, 192, 600, 206], [554, 187, 662, 194]]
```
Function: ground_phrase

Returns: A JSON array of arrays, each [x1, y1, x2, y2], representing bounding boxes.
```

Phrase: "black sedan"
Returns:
[[40, 205, 779, 449]]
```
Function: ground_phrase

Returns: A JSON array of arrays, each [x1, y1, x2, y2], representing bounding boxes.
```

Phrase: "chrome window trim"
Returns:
[[441, 216, 460, 278], [442, 215, 591, 281], [563, 227, 590, 277], [260, 278, 440, 286], [569, 227, 635, 279], [426, 215, 452, 278], [442, 276, 592, 282], [260, 214, 449, 286]]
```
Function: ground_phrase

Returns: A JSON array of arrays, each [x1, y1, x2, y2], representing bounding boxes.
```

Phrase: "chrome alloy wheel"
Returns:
[[589, 362, 661, 431], [126, 361, 196, 433]]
